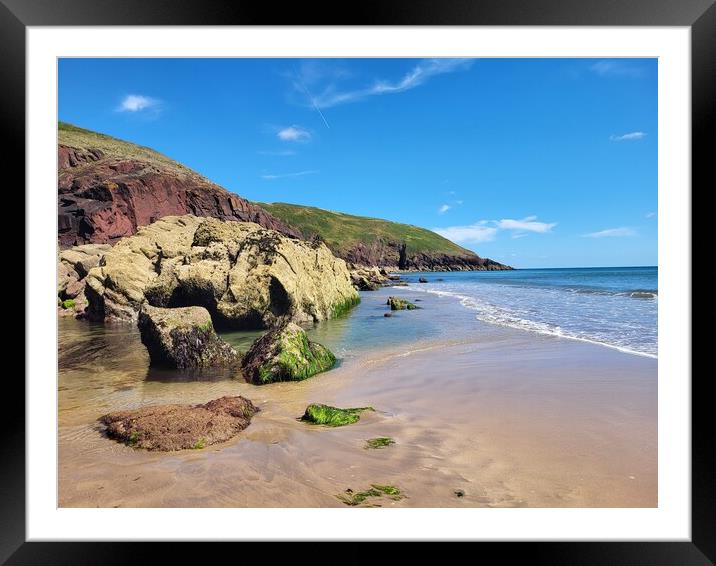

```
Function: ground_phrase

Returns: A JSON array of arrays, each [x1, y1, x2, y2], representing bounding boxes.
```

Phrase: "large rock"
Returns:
[[84, 215, 360, 328], [100, 396, 259, 451], [241, 321, 336, 384], [138, 305, 240, 369]]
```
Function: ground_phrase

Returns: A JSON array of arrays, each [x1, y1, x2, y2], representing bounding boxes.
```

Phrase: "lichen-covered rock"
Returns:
[[241, 321, 336, 384], [387, 296, 418, 311], [84, 215, 360, 328], [138, 305, 241, 369], [100, 396, 259, 451]]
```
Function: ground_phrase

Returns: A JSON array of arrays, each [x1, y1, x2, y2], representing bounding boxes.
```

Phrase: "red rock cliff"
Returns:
[[58, 144, 301, 247]]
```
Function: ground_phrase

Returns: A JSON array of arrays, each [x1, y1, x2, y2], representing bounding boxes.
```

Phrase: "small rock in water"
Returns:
[[384, 312, 393, 317], [454, 490, 465, 498], [418, 277, 428, 283]]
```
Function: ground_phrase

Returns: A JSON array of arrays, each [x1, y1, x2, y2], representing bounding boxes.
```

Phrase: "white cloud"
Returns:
[[433, 224, 498, 244], [645, 211, 656, 218], [117, 94, 160, 112], [610, 131, 647, 141], [582, 227, 637, 238], [496, 216, 556, 233], [590, 61, 645, 78], [261, 170, 318, 180], [304, 58, 473, 108], [438, 204, 451, 214], [277, 125, 311, 142]]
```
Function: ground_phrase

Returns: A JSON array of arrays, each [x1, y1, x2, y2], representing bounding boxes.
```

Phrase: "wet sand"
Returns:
[[58, 318, 657, 508]]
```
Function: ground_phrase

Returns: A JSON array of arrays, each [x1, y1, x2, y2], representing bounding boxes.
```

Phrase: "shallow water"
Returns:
[[58, 284, 657, 508]]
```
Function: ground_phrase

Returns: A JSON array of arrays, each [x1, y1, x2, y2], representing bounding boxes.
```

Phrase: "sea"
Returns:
[[396, 266, 658, 358]]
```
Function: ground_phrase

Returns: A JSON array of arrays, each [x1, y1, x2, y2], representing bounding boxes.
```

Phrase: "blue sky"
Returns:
[[58, 58, 657, 268]]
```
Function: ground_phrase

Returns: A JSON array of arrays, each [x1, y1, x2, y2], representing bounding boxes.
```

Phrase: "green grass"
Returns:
[[301, 404, 373, 427], [365, 437, 396, 449], [58, 121, 197, 176], [260, 202, 477, 258]]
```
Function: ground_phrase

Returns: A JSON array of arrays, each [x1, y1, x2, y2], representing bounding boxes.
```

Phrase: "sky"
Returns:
[[58, 58, 657, 268]]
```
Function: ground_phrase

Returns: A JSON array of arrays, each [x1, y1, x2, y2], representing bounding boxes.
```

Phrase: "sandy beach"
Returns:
[[58, 296, 657, 508]]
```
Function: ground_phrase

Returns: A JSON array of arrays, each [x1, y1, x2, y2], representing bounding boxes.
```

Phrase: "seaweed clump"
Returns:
[[301, 403, 373, 427], [336, 484, 406, 506]]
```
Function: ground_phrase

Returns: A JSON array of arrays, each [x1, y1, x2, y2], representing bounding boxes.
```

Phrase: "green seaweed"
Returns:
[[61, 299, 76, 310], [191, 438, 206, 450], [365, 437, 395, 449], [126, 431, 140, 446], [336, 484, 405, 506], [301, 403, 374, 427], [331, 294, 361, 318]]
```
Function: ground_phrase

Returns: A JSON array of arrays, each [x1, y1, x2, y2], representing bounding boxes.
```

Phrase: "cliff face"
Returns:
[[58, 142, 301, 247], [342, 240, 508, 271]]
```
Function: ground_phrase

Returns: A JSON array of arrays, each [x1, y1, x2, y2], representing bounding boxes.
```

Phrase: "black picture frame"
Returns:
[[5, 0, 711, 562]]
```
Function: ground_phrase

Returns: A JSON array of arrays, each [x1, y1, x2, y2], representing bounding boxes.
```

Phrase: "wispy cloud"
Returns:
[[117, 94, 160, 113], [294, 58, 473, 109], [257, 149, 296, 156], [645, 211, 656, 219], [582, 227, 637, 238], [433, 223, 498, 244], [438, 204, 451, 214], [610, 131, 647, 141], [496, 216, 556, 233], [590, 60, 646, 78], [277, 125, 311, 142], [261, 170, 318, 180]]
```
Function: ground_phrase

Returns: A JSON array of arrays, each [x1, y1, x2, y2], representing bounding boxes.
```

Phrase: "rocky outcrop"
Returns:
[[327, 239, 509, 273], [350, 267, 393, 291], [84, 215, 359, 328], [58, 243, 112, 317], [241, 321, 336, 384], [100, 396, 259, 451], [58, 144, 301, 247], [138, 305, 241, 369]]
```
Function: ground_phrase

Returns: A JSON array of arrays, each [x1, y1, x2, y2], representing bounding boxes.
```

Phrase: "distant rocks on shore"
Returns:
[[387, 296, 419, 311], [138, 305, 241, 369], [100, 396, 259, 451], [78, 215, 359, 328]]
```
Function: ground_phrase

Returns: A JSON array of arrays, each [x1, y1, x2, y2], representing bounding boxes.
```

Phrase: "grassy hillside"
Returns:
[[260, 202, 476, 257], [58, 122, 194, 175]]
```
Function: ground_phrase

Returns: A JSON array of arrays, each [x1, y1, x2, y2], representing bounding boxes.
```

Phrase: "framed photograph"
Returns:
[[7, 0, 711, 562]]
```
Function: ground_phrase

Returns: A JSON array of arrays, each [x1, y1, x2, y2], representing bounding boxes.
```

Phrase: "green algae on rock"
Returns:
[[336, 484, 406, 506], [387, 296, 419, 311], [242, 321, 336, 384], [365, 437, 396, 449], [300, 403, 374, 427], [138, 304, 241, 369]]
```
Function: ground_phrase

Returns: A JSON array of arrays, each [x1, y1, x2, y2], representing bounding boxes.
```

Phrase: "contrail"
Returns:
[[294, 68, 330, 129]]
